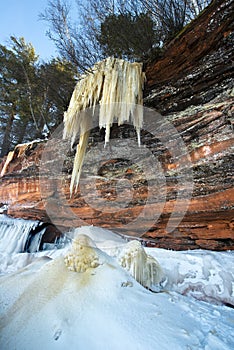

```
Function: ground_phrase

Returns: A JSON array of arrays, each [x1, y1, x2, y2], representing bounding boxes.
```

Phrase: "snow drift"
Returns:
[[1, 225, 234, 350]]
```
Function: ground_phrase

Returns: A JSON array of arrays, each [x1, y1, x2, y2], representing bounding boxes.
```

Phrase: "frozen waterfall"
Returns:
[[63, 57, 145, 194], [0, 215, 40, 254], [0, 214, 69, 255]]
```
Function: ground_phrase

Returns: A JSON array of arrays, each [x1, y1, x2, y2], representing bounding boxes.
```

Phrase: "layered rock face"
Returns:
[[0, 0, 233, 250]]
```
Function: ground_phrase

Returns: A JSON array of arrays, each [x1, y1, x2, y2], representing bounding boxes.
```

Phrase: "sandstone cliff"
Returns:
[[0, 0, 233, 250]]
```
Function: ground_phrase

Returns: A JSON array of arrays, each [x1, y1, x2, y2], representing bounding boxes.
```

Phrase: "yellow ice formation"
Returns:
[[0, 151, 14, 177], [63, 57, 145, 194], [64, 233, 162, 289], [64, 235, 100, 272], [0, 141, 41, 177], [118, 240, 163, 290]]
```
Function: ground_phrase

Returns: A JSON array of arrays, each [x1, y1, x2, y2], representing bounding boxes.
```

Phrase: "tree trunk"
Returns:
[[0, 113, 14, 158], [16, 121, 28, 145]]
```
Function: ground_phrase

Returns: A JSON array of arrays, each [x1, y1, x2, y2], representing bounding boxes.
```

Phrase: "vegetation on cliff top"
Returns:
[[0, 0, 212, 158]]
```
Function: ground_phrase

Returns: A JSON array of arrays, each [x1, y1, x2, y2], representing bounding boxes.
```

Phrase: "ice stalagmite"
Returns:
[[64, 234, 101, 272], [63, 57, 145, 194], [118, 240, 164, 290]]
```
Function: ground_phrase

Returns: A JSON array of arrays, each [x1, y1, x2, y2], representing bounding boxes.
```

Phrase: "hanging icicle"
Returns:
[[63, 57, 145, 195]]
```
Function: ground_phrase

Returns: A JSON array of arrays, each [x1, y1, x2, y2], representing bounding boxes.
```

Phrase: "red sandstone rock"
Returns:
[[0, 0, 233, 250]]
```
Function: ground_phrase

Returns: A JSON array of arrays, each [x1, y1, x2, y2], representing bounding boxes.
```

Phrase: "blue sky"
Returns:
[[0, 0, 57, 61]]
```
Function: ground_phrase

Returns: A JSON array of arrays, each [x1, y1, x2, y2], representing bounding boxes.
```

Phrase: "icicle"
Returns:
[[70, 131, 90, 194], [0, 151, 14, 177], [63, 57, 145, 194], [25, 227, 47, 253], [118, 240, 163, 290], [144, 255, 164, 290]]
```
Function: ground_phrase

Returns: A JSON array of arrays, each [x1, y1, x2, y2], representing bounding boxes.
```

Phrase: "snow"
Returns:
[[148, 248, 234, 306], [0, 225, 234, 349]]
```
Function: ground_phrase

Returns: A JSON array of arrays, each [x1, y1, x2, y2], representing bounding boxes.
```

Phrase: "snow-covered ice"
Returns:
[[0, 224, 234, 349]]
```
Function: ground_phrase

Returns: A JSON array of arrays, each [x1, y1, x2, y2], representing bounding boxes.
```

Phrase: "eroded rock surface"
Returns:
[[0, 0, 233, 250]]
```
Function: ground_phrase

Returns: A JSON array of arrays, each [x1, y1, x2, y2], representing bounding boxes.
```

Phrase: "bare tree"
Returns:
[[143, 0, 211, 42], [40, 0, 211, 71], [187, 0, 211, 18], [40, 0, 103, 72], [41, 0, 158, 70]]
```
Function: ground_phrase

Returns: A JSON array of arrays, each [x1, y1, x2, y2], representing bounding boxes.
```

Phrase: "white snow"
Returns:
[[148, 248, 234, 306], [0, 225, 234, 349]]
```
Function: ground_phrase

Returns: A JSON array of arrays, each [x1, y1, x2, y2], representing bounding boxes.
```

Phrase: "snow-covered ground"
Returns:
[[0, 224, 234, 349]]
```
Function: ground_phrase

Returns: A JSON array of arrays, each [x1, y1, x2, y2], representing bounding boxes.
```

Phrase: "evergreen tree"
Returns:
[[98, 12, 159, 60], [0, 37, 76, 157]]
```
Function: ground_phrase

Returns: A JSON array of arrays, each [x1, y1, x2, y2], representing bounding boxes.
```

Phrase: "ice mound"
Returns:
[[118, 240, 163, 290], [64, 231, 163, 290], [64, 234, 101, 272]]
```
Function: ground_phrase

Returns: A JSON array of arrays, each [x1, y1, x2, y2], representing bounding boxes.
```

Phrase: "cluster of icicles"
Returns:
[[63, 57, 145, 195]]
